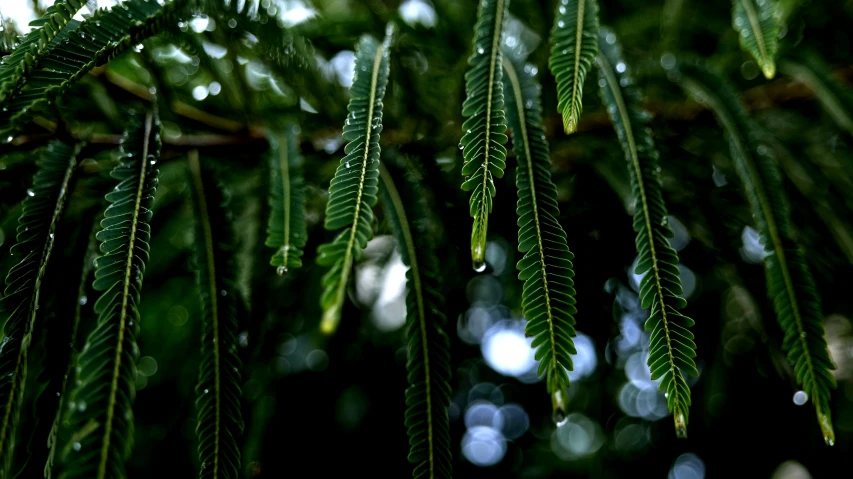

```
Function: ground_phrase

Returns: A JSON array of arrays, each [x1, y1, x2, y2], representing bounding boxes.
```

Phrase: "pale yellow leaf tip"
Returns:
[[320, 306, 341, 335], [564, 114, 578, 135], [761, 61, 776, 80], [674, 411, 687, 438], [819, 411, 835, 446]]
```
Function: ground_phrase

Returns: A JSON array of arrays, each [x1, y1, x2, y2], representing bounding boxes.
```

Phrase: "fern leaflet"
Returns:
[[58, 112, 161, 478], [0, 0, 176, 135], [316, 33, 390, 334], [732, 0, 779, 79], [780, 51, 853, 138], [188, 151, 244, 479], [0, 141, 79, 476], [596, 29, 698, 438], [502, 52, 578, 421], [0, 0, 84, 105], [673, 59, 837, 445], [45, 227, 99, 479], [460, 0, 509, 270], [379, 162, 452, 479], [265, 126, 307, 275], [548, 0, 599, 134]]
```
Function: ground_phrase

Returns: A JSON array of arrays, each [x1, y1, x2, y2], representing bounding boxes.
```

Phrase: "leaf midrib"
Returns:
[[568, 0, 586, 132], [278, 133, 293, 268], [0, 149, 77, 469], [597, 53, 682, 411], [503, 57, 560, 387], [189, 150, 223, 478], [740, 0, 769, 65], [378, 165, 436, 478], [98, 113, 153, 479], [327, 42, 385, 331], [681, 76, 825, 425], [476, 0, 506, 258]]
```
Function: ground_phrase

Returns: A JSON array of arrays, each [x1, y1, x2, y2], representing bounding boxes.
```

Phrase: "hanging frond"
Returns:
[[58, 112, 161, 478], [0, 0, 177, 135], [596, 29, 698, 438], [188, 151, 244, 479], [780, 52, 853, 137], [378, 162, 452, 479], [45, 227, 100, 479], [731, 0, 779, 79], [502, 52, 578, 421], [548, 0, 599, 134], [460, 0, 509, 270], [672, 59, 836, 445], [0, 141, 79, 476], [0, 0, 84, 105], [315, 33, 391, 334], [265, 126, 307, 276]]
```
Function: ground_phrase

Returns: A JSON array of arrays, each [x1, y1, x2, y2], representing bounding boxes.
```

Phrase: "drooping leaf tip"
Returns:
[[551, 389, 568, 427], [320, 307, 340, 335], [761, 62, 776, 80], [819, 412, 835, 446]]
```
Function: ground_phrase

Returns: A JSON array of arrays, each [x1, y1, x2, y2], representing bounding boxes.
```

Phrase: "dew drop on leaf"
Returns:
[[472, 259, 486, 273]]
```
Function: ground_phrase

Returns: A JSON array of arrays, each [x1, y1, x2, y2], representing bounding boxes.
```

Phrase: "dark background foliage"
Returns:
[[1, 0, 853, 477]]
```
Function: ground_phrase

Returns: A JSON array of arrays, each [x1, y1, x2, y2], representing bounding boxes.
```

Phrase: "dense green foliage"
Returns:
[[0, 0, 852, 478]]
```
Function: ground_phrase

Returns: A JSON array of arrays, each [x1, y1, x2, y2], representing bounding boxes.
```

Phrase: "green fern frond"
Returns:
[[548, 0, 599, 134], [315, 33, 391, 334], [596, 29, 697, 438], [0, 0, 85, 105], [732, 0, 779, 79], [45, 227, 100, 479], [460, 0, 509, 270], [780, 52, 853, 137], [0, 141, 79, 476], [58, 112, 161, 478], [265, 126, 307, 276], [0, 0, 176, 135], [378, 162, 452, 479], [188, 151, 244, 479], [672, 59, 837, 445], [502, 52, 578, 421]]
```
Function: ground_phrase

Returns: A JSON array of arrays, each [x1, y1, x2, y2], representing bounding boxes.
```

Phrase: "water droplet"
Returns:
[[220, 290, 227, 296], [26, 189, 34, 197], [793, 390, 808, 405], [557, 20, 565, 28], [345, 161, 350, 168], [77, 400, 87, 412], [204, 388, 209, 394], [472, 259, 486, 273], [49, 233, 54, 239], [72, 442, 81, 451], [238, 331, 249, 347], [276, 266, 288, 276], [825, 437, 835, 446], [477, 47, 484, 54]]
